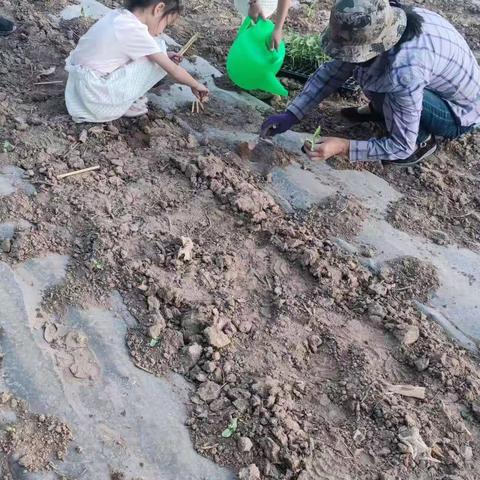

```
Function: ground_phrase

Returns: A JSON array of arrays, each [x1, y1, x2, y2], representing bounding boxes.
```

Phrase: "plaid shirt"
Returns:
[[288, 8, 480, 161]]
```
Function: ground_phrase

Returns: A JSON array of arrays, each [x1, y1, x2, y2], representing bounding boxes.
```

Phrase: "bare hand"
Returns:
[[270, 25, 283, 50], [168, 52, 183, 65], [303, 137, 350, 161], [191, 83, 209, 102], [248, 0, 266, 21]]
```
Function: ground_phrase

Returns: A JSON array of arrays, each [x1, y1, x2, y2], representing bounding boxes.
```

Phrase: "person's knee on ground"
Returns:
[[0, 16, 15, 36]]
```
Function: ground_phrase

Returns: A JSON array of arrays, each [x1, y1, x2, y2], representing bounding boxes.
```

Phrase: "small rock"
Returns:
[[148, 318, 166, 339], [147, 295, 161, 312], [1, 239, 11, 253], [203, 361, 217, 373], [261, 437, 281, 463], [194, 372, 208, 382], [107, 124, 120, 135], [368, 303, 386, 320], [178, 236, 194, 262], [196, 381, 221, 403], [463, 445, 473, 461], [238, 320, 253, 334], [353, 429, 365, 444], [223, 361, 233, 374], [359, 245, 375, 258], [204, 326, 231, 349], [307, 334, 322, 353], [238, 436, 253, 453], [414, 356, 430, 372], [401, 325, 420, 346], [184, 343, 202, 369], [238, 464, 261, 480], [430, 230, 449, 245], [79, 129, 88, 143]]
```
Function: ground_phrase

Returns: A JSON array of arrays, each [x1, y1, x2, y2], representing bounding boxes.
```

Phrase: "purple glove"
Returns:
[[260, 111, 298, 138]]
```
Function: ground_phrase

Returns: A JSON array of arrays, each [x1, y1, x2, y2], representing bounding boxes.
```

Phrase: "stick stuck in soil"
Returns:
[[57, 166, 100, 180]]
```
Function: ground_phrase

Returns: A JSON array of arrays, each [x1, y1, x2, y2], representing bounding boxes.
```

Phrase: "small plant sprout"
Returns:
[[1, 140, 14, 153], [304, 126, 322, 152], [285, 33, 330, 69], [221, 418, 238, 438], [311, 126, 322, 151], [92, 259, 104, 271], [149, 338, 159, 347]]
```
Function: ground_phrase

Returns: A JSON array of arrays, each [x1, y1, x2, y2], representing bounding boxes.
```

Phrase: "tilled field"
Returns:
[[0, 0, 480, 479]]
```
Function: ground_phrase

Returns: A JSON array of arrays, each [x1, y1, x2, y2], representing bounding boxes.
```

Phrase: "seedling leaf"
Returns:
[[221, 418, 238, 438]]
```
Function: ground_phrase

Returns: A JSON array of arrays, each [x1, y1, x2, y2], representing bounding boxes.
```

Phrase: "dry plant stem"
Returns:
[[57, 166, 100, 180]]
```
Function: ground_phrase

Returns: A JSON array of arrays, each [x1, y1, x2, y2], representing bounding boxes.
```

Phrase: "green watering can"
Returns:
[[226, 17, 288, 96]]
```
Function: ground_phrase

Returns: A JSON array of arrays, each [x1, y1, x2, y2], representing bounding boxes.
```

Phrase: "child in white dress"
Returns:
[[65, 0, 208, 123]]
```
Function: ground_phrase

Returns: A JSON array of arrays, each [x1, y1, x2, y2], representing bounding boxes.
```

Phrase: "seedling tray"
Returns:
[[280, 58, 360, 95]]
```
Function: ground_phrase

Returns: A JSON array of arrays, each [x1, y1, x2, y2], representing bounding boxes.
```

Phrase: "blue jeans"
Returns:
[[371, 90, 475, 143]]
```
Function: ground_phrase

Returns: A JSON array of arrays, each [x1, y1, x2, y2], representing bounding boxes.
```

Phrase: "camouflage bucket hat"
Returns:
[[321, 0, 407, 63]]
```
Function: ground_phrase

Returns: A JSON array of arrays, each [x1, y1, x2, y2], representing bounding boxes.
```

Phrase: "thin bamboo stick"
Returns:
[[57, 165, 100, 180], [179, 33, 200, 56]]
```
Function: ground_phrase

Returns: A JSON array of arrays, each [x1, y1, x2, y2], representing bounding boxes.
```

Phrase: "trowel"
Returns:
[[237, 133, 275, 161]]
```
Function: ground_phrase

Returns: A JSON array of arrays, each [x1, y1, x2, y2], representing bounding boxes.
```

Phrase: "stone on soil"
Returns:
[[414, 356, 430, 371], [1, 239, 11, 253], [238, 464, 261, 480], [238, 436, 253, 453], [204, 326, 231, 348], [400, 325, 420, 346], [183, 343, 203, 369], [148, 315, 166, 339], [196, 381, 221, 403]]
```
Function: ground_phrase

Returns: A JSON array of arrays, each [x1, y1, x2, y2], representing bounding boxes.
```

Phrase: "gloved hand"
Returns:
[[260, 111, 298, 138]]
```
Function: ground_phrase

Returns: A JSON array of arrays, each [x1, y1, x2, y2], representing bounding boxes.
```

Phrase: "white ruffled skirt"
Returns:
[[65, 57, 166, 123]]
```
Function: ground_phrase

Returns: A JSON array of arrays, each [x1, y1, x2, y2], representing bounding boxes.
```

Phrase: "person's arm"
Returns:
[[349, 86, 424, 162], [270, 0, 291, 50], [287, 60, 354, 120], [148, 52, 209, 100]]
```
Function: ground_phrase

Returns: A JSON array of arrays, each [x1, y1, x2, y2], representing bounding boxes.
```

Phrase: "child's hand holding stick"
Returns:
[[168, 52, 183, 65]]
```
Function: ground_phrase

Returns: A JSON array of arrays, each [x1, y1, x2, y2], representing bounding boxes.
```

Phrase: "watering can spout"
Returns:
[[226, 18, 288, 96]]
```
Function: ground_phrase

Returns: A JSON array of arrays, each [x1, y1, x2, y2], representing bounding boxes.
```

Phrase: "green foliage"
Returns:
[[1, 140, 14, 153], [285, 33, 330, 69], [221, 418, 238, 438]]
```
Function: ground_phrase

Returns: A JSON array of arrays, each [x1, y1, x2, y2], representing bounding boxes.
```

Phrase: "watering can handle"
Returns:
[[238, 16, 254, 36]]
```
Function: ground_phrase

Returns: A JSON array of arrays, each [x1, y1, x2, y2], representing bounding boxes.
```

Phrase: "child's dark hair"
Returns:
[[125, 0, 184, 17]]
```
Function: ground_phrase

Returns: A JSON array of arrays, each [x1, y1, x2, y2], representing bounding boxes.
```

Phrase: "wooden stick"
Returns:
[[34, 80, 64, 86], [179, 33, 200, 56], [57, 165, 100, 180], [386, 384, 426, 400]]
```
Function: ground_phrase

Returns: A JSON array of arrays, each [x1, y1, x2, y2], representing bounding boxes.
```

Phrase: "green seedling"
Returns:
[[304, 126, 322, 152], [149, 338, 159, 347], [221, 418, 238, 438], [285, 33, 330, 69], [1, 140, 14, 153], [92, 259, 104, 271]]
